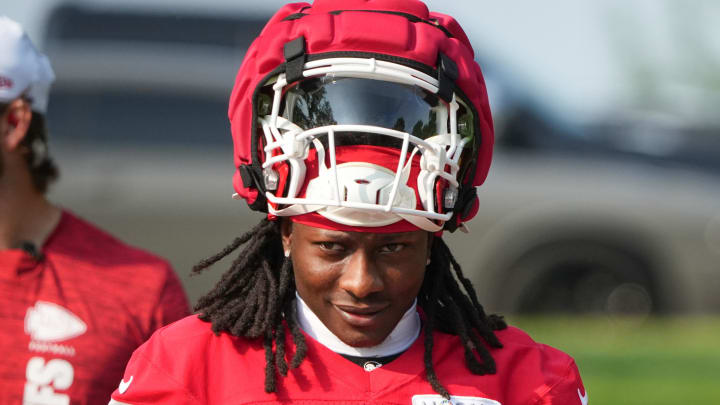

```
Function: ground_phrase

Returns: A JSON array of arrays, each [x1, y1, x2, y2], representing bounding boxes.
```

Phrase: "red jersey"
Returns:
[[110, 315, 586, 405], [0, 211, 190, 405]]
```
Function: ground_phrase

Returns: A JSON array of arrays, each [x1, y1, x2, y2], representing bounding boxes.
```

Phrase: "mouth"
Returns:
[[333, 303, 388, 327]]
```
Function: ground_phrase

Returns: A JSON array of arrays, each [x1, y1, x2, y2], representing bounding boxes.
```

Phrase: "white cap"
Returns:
[[0, 16, 54, 114]]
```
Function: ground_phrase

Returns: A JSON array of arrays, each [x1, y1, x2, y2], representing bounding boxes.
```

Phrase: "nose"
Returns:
[[337, 250, 384, 299]]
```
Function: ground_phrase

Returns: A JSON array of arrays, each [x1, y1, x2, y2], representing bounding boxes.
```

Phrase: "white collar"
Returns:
[[295, 292, 421, 357]]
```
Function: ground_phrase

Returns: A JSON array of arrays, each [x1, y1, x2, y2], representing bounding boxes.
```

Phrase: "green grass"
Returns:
[[508, 316, 720, 404]]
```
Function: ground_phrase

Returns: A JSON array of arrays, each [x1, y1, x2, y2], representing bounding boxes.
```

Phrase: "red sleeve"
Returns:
[[147, 263, 190, 337], [109, 331, 199, 405], [535, 360, 587, 405]]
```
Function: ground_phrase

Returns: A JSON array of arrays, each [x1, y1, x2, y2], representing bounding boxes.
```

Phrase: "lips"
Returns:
[[333, 303, 388, 327]]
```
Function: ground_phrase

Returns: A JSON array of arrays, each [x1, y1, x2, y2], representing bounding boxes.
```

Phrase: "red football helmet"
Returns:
[[229, 0, 494, 232]]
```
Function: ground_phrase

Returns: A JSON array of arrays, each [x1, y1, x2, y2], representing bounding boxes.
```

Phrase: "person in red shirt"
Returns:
[[111, 1, 587, 404], [0, 16, 190, 404]]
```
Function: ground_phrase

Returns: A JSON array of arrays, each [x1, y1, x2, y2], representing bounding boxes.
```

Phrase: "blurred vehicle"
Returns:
[[17, 1, 720, 314]]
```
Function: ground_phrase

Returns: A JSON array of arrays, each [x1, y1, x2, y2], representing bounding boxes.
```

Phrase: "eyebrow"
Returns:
[[310, 229, 420, 243]]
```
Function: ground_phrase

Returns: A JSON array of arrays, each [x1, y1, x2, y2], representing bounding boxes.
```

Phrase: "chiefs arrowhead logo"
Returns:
[[25, 301, 87, 342]]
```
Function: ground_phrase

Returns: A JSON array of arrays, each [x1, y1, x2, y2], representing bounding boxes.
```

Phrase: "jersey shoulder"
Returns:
[[493, 324, 576, 373], [434, 324, 575, 365], [112, 315, 266, 403], [496, 325, 570, 350], [147, 314, 218, 345], [145, 314, 263, 353], [493, 325, 586, 404]]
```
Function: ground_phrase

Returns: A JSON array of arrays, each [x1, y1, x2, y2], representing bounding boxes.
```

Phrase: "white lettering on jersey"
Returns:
[[28, 341, 76, 357], [23, 357, 74, 405], [25, 301, 87, 342], [412, 395, 501, 405], [578, 388, 588, 405]]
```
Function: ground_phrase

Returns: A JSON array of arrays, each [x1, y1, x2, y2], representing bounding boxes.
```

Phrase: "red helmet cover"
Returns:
[[228, 0, 494, 226]]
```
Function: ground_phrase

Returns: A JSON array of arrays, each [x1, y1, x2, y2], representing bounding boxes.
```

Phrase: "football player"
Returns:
[[0, 16, 190, 404], [110, 1, 587, 404]]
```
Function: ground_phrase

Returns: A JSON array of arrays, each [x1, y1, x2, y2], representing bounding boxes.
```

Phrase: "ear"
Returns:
[[2, 99, 32, 151], [280, 218, 293, 257]]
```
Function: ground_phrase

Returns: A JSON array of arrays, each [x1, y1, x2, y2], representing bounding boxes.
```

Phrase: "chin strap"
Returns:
[[284, 36, 307, 84], [238, 164, 269, 212], [397, 213, 444, 232], [437, 52, 458, 103], [443, 184, 477, 233]]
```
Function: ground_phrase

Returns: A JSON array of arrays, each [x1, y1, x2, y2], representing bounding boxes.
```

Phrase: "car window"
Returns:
[[47, 89, 230, 146], [45, 5, 265, 49], [43, 4, 268, 146]]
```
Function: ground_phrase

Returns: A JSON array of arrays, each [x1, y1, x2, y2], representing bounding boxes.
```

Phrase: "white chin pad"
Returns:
[[305, 162, 416, 227]]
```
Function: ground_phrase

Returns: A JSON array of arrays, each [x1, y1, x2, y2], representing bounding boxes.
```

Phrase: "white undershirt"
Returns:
[[295, 292, 421, 357]]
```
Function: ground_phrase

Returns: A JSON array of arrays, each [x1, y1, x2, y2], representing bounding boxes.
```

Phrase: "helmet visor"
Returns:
[[282, 76, 446, 140]]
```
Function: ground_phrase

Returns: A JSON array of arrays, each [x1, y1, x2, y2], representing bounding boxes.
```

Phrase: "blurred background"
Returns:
[[5, 0, 720, 402]]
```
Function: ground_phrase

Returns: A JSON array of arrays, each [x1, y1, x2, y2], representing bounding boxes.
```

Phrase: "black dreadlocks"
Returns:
[[193, 218, 506, 398]]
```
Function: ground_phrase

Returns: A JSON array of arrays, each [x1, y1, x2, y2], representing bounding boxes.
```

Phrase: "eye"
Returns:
[[379, 243, 404, 253], [317, 242, 345, 252]]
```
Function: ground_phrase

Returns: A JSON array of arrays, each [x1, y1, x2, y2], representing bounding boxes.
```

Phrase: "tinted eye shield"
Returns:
[[259, 76, 474, 140], [285, 77, 444, 136]]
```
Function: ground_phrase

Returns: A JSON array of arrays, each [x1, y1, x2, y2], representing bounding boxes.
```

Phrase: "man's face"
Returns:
[[282, 221, 430, 347]]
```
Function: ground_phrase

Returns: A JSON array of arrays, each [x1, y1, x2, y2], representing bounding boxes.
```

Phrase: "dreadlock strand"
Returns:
[[223, 281, 262, 335], [194, 222, 278, 315], [241, 272, 268, 337], [442, 292, 485, 374], [274, 258, 294, 376], [488, 314, 508, 330], [277, 258, 294, 308], [440, 262, 499, 354], [442, 253, 502, 372], [213, 270, 260, 328], [228, 301, 256, 336], [199, 265, 257, 312], [274, 257, 294, 377], [262, 260, 280, 330], [274, 323, 289, 376], [192, 235, 247, 274], [248, 269, 270, 336], [286, 299, 307, 369], [449, 297, 494, 374], [422, 263, 451, 399], [195, 259, 250, 311], [417, 236, 504, 386], [263, 334, 277, 393], [192, 219, 272, 274], [442, 239, 507, 336], [438, 239, 505, 349]]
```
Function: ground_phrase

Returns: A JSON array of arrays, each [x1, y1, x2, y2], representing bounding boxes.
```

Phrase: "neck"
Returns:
[[0, 171, 61, 250], [295, 292, 421, 357]]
